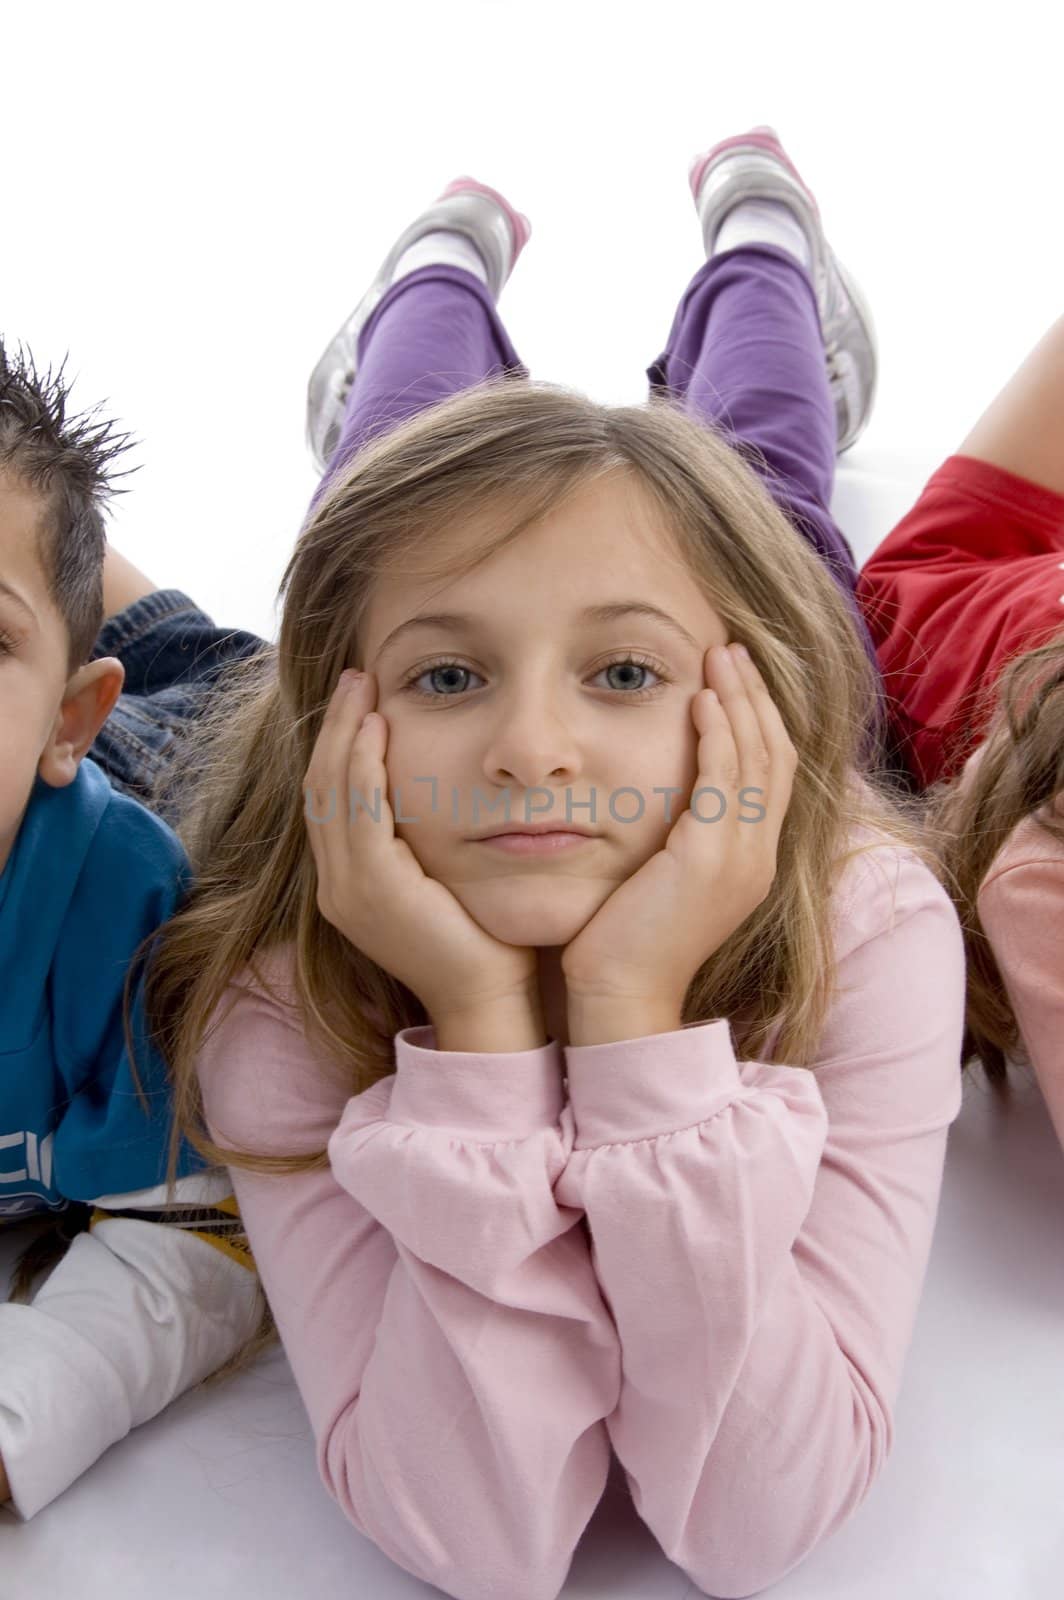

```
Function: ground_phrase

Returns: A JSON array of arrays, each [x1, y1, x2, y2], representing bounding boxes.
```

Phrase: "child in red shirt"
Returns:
[[858, 317, 1064, 1161], [857, 316, 1064, 791]]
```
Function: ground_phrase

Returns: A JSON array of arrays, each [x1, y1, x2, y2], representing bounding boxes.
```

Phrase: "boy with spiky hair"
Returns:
[[0, 339, 266, 1518]]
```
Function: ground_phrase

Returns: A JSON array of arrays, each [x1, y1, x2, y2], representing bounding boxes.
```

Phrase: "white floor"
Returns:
[[4, 3, 1064, 1593], [4, 1051, 1063, 1598]]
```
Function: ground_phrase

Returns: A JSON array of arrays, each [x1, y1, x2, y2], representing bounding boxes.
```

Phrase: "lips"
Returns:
[[473, 821, 598, 840], [475, 829, 595, 855]]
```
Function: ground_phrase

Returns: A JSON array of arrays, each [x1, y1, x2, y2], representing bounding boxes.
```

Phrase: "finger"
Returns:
[[305, 674, 373, 891], [345, 709, 396, 849], [727, 645, 799, 824], [689, 684, 740, 824], [309, 706, 393, 953], [704, 645, 764, 790], [729, 645, 796, 758], [305, 671, 373, 800]]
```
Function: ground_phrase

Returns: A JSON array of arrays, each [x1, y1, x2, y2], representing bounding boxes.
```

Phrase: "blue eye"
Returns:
[[409, 661, 481, 697], [398, 652, 671, 702]]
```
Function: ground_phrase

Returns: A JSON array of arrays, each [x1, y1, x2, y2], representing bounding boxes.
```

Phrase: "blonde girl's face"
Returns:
[[357, 472, 732, 948]]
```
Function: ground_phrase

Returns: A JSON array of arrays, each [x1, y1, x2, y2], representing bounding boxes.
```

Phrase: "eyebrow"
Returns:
[[374, 601, 702, 662], [0, 579, 36, 623]]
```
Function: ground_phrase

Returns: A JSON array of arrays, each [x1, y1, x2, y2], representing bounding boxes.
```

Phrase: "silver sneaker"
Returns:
[[689, 126, 877, 454], [306, 179, 531, 474]]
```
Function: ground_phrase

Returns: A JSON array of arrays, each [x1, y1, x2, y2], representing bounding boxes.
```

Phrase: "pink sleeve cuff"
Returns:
[[387, 1024, 567, 1139], [564, 1020, 741, 1148]]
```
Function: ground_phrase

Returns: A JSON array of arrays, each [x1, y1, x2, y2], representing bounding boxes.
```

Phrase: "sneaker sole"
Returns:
[[690, 127, 876, 454], [305, 181, 530, 473], [831, 254, 878, 453]]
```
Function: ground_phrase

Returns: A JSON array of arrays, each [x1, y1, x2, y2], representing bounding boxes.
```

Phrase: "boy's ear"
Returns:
[[37, 657, 126, 789]]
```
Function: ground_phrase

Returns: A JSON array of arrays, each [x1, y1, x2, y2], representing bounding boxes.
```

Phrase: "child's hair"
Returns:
[[924, 628, 1064, 1085], [6, 1204, 93, 1303], [140, 374, 936, 1201], [0, 337, 134, 670]]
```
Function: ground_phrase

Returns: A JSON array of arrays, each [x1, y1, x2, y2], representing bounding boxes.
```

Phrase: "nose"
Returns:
[[481, 691, 583, 797]]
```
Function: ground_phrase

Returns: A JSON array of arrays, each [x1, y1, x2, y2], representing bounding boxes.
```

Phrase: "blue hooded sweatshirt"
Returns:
[[0, 756, 206, 1220]]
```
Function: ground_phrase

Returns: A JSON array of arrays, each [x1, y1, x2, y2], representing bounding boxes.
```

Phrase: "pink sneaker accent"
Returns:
[[687, 127, 821, 219], [438, 175, 532, 264]]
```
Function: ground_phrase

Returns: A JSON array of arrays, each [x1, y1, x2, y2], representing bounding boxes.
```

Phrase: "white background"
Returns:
[[5, 0, 1063, 642]]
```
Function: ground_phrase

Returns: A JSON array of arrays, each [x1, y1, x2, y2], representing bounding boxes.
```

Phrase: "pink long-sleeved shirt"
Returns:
[[197, 836, 965, 1600], [977, 793, 1064, 1155]]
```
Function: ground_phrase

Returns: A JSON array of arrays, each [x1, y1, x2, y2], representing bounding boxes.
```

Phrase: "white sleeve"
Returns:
[[0, 1173, 265, 1520]]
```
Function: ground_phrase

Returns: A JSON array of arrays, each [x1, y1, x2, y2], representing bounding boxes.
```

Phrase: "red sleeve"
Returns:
[[856, 454, 1064, 787]]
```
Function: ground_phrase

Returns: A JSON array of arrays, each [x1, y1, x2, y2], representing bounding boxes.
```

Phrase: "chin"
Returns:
[[452, 872, 615, 948]]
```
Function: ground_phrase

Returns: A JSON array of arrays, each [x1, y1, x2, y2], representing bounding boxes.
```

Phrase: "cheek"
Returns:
[[381, 719, 437, 805], [0, 694, 51, 833], [382, 723, 466, 852], [617, 729, 698, 843], [0, 678, 55, 757]]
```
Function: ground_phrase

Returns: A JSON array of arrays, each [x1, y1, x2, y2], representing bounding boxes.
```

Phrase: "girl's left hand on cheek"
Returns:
[[561, 642, 799, 1007]]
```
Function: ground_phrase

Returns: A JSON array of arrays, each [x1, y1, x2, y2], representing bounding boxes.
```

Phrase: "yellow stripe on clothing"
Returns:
[[88, 1192, 257, 1272]]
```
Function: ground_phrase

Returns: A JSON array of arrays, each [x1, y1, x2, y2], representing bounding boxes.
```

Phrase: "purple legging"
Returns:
[[317, 243, 884, 742]]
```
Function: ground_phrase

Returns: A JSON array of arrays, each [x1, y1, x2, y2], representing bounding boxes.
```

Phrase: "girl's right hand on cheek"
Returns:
[[303, 671, 540, 1026]]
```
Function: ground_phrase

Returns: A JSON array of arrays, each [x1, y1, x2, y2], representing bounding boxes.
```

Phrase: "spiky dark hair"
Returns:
[[0, 336, 136, 669]]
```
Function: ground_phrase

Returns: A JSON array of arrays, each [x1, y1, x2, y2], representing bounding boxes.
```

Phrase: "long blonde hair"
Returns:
[[144, 375, 934, 1188], [924, 629, 1064, 1084]]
